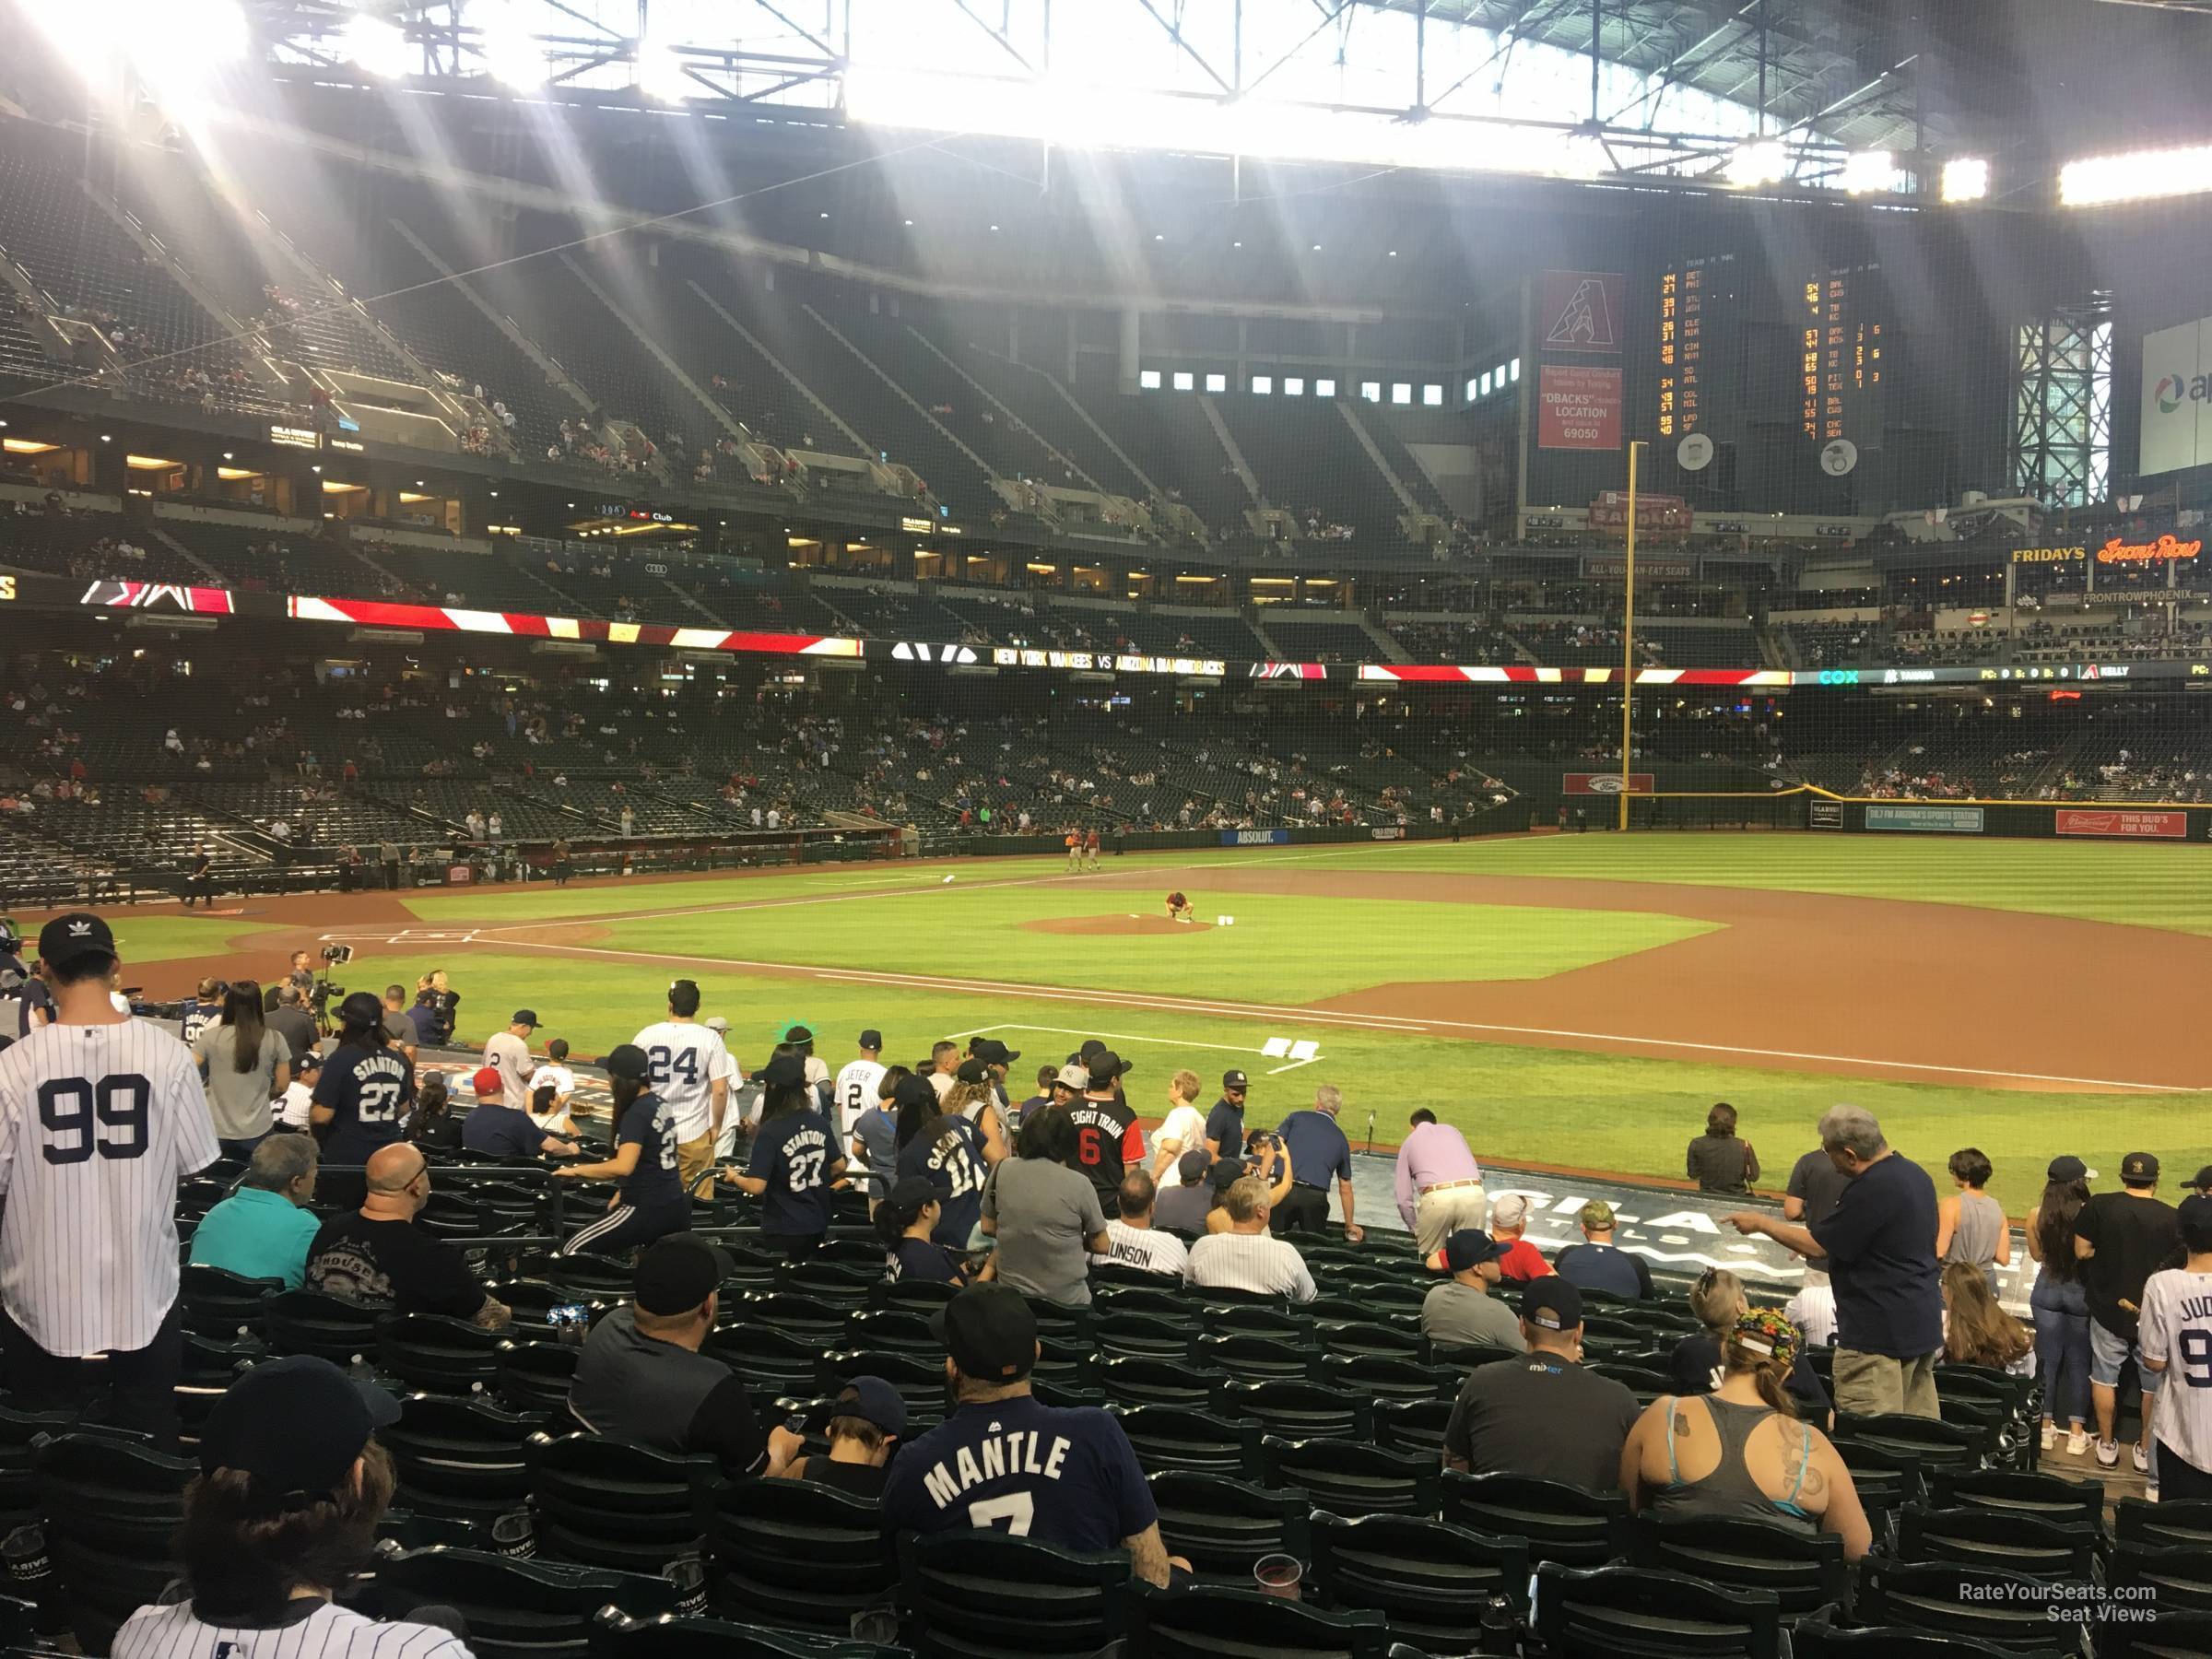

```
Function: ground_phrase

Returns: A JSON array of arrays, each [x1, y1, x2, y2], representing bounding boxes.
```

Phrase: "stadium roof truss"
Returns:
[[252, 0, 1936, 193]]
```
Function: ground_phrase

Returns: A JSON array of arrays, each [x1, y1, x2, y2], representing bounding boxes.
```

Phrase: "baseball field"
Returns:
[[97, 831, 2212, 1213]]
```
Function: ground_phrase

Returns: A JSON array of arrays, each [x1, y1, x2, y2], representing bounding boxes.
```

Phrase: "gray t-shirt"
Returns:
[[1786, 1149, 1852, 1229], [194, 1023, 288, 1140], [1421, 1281, 1527, 1352], [983, 1156, 1107, 1307]]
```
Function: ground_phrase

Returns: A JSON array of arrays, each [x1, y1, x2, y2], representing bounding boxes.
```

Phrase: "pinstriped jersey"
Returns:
[[0, 1018, 217, 1356], [112, 1598, 473, 1657]]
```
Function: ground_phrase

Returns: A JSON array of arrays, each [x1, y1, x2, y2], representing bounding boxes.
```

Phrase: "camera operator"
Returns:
[[263, 952, 314, 1015], [305, 946, 353, 1036]]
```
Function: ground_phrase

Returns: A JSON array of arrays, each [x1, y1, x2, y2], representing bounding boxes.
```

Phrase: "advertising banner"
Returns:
[[2140, 315, 2212, 477], [1540, 272, 1625, 352], [2055, 808, 2187, 840], [1538, 366, 1623, 450], [1808, 800, 1844, 830], [1221, 829, 1291, 847], [1588, 491, 1692, 532], [1865, 804, 1984, 834], [1562, 773, 1655, 795]]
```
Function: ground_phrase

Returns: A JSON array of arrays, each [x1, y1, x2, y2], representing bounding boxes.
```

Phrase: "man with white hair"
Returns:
[[1488, 1194, 1556, 1282], [1271, 1084, 1363, 1241], [1187, 1177, 1317, 1302], [1725, 1103, 1943, 1418]]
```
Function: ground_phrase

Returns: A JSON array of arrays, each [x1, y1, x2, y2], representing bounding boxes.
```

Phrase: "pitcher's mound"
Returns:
[[1024, 914, 1215, 938]]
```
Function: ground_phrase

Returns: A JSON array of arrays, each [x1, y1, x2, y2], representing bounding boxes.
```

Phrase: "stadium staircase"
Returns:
[[1344, 402, 1457, 520], [1198, 398, 1262, 511], [800, 303, 1002, 524], [1335, 401, 1420, 518], [559, 253, 749, 454], [935, 335, 1156, 501]]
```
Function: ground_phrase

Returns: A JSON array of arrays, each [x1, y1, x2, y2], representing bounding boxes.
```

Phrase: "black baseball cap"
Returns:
[[36, 912, 114, 970], [338, 990, 383, 1028], [891, 1073, 938, 1111], [1521, 1277, 1584, 1332], [759, 1052, 807, 1091], [2193, 1166, 2212, 1193], [1176, 1149, 1211, 1184], [198, 1355, 401, 1500], [955, 1056, 991, 1085], [2123, 1151, 2160, 1184], [930, 1284, 1038, 1382], [969, 1037, 1020, 1066], [1428, 1230, 1509, 1275], [2181, 1195, 2212, 1249], [1087, 1049, 1129, 1083], [2047, 1155, 2090, 1182], [634, 1234, 734, 1316], [603, 1042, 651, 1082], [859, 1029, 883, 1051], [887, 1175, 943, 1214], [1222, 1070, 1248, 1091], [511, 1009, 538, 1028]]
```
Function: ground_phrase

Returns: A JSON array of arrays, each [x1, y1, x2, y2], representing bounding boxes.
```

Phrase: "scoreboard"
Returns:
[[1801, 262, 1887, 443], [1654, 252, 1739, 441]]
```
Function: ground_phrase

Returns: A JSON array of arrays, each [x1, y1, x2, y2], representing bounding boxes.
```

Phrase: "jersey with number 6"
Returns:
[[630, 1021, 735, 1144], [0, 1019, 218, 1357], [2137, 1266, 2212, 1477], [881, 1394, 1156, 1553], [313, 1042, 417, 1165]]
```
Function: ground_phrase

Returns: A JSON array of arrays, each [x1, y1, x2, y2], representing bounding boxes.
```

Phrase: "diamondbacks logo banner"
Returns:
[[1541, 271, 1625, 354]]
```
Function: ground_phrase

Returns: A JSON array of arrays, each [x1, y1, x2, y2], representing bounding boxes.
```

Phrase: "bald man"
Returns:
[[304, 1144, 510, 1328]]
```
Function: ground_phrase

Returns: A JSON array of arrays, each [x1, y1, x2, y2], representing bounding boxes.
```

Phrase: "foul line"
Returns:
[[462, 935, 2196, 1094]]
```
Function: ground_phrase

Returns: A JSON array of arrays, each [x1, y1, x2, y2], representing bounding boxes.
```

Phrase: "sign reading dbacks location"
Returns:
[[1563, 773, 1654, 795], [2055, 808, 2187, 839], [1538, 365, 1624, 450]]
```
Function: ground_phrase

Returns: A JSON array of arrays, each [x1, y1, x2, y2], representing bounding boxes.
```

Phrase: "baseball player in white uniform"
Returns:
[[0, 913, 217, 1448], [834, 1029, 888, 1178], [111, 1354, 472, 1657], [631, 980, 735, 1197]]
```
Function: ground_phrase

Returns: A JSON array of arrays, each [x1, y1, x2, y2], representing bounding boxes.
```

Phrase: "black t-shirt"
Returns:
[[1443, 1354, 1641, 1492], [1554, 1242, 1653, 1300], [2074, 1192, 2181, 1340], [616, 1090, 688, 1216], [1666, 1333, 1832, 1416], [1204, 1099, 1245, 1160], [747, 1109, 839, 1237], [1808, 1153, 1942, 1359], [462, 1103, 545, 1160], [568, 1307, 766, 1476], [313, 1043, 416, 1164], [1786, 1150, 1852, 1229], [305, 1213, 485, 1319], [1065, 1096, 1144, 1199]]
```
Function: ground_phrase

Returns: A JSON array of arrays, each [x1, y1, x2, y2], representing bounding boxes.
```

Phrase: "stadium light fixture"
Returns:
[[1941, 157, 1990, 203], [343, 12, 410, 78], [1841, 149, 1896, 194], [1725, 139, 1787, 186], [636, 39, 691, 103], [2060, 142, 2212, 206], [479, 5, 546, 90]]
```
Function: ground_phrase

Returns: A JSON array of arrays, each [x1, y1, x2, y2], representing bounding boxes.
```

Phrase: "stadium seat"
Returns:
[[1625, 1512, 1853, 1617], [525, 1432, 720, 1576], [1927, 1467, 2105, 1530], [734, 1292, 850, 1350], [1195, 1306, 1309, 1342], [377, 1312, 508, 1394], [1193, 1333, 1312, 1382], [1535, 1561, 1783, 1658], [1123, 1579, 1394, 1659], [1258, 1437, 1438, 1520], [177, 1263, 283, 1337], [894, 1529, 1131, 1659], [0, 1402, 90, 1532], [1423, 1342, 1525, 1374], [489, 1279, 610, 1342], [868, 1279, 959, 1311], [1832, 1438, 1927, 1531], [375, 1544, 681, 1659], [1146, 1471, 1310, 1580], [1790, 1618, 2025, 1657], [382, 1394, 548, 1524], [816, 1351, 948, 1433], [1837, 1413, 1993, 1474], [1216, 1382, 1370, 1442], [1313, 1322, 1424, 1362], [1585, 1362, 1672, 1408], [1092, 1283, 1194, 1318], [840, 1307, 941, 1359], [1099, 1313, 1199, 1363], [1307, 1510, 1532, 1644], [1853, 1558, 2074, 1649], [1893, 1503, 2100, 1580], [704, 1326, 826, 1392], [543, 1253, 638, 1300], [2094, 1612, 2212, 1657], [1440, 1471, 1629, 1568], [1312, 1354, 1457, 1404], [496, 1340, 582, 1415], [1103, 1359, 1228, 1412], [2117, 1497, 2212, 1551], [586, 1606, 907, 1658], [173, 1331, 260, 1445], [261, 1288, 383, 1364], [2105, 1541, 2212, 1617], [1369, 1398, 1453, 1460], [708, 1477, 894, 1635], [29, 1431, 194, 1653], [776, 1263, 882, 1311], [1109, 1406, 1262, 1478]]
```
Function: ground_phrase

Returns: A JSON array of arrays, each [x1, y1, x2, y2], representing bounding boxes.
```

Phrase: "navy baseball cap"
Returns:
[[859, 1029, 883, 1051], [891, 1074, 937, 1111], [969, 1037, 1020, 1066], [2181, 1194, 2212, 1249], [199, 1355, 401, 1500], [2123, 1151, 2161, 1184], [337, 990, 383, 1028], [1222, 1070, 1248, 1091], [832, 1376, 908, 1440], [603, 1043, 651, 1082], [36, 912, 112, 969], [955, 1056, 991, 1085], [1087, 1049, 1129, 1082], [1176, 1149, 1211, 1184], [2047, 1155, 2090, 1182], [759, 1052, 807, 1091], [634, 1235, 734, 1316], [511, 1009, 538, 1028], [1428, 1230, 1509, 1275]]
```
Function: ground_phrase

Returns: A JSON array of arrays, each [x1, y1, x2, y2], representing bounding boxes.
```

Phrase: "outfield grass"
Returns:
[[337, 833, 2212, 1213]]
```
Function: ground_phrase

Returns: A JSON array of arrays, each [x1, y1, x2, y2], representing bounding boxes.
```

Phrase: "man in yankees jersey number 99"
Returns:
[[0, 913, 217, 1448]]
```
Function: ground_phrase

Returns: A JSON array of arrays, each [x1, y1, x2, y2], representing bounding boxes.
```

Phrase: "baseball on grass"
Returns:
[[942, 874, 956, 884]]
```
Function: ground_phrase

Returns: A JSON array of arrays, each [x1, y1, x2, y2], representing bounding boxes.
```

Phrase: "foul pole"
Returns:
[[1618, 439, 1643, 829]]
